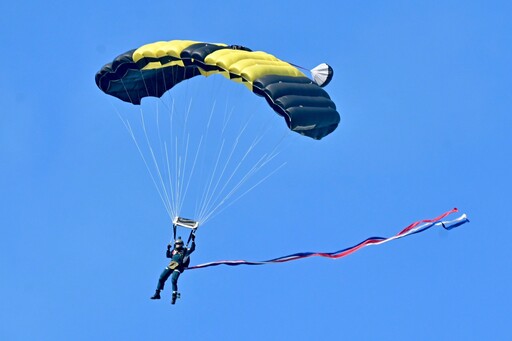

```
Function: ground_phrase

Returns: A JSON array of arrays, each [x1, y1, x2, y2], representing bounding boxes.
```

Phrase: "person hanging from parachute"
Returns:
[[96, 39, 340, 304], [150, 218, 198, 304]]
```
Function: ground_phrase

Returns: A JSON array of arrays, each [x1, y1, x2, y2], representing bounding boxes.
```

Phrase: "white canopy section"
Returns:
[[310, 63, 334, 88]]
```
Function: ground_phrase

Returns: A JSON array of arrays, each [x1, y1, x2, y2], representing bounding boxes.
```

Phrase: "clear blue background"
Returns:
[[1, 1, 510, 340]]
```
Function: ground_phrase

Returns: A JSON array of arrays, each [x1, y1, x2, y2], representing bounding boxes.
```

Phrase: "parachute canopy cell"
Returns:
[[95, 40, 340, 140]]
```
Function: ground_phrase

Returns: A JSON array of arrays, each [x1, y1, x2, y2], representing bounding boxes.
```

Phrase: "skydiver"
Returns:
[[150, 234, 196, 304]]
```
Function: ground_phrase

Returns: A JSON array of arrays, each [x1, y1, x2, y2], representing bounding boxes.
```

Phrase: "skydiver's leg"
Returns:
[[151, 267, 173, 299], [157, 267, 173, 291], [171, 270, 181, 292], [170, 270, 181, 304]]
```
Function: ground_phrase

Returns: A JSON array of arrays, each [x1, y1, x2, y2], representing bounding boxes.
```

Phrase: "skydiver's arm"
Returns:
[[187, 241, 196, 255], [166, 244, 172, 258]]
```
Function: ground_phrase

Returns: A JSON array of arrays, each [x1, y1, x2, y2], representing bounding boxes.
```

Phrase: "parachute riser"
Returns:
[[186, 228, 197, 247], [171, 216, 199, 247]]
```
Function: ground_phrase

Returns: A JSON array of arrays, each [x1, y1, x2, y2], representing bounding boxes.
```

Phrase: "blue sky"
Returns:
[[1, 1, 510, 340]]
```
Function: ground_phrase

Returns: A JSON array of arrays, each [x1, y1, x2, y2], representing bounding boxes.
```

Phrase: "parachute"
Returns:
[[95, 40, 340, 140]]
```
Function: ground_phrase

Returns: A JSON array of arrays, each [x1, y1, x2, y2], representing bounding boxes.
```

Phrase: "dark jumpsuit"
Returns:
[[156, 241, 196, 292]]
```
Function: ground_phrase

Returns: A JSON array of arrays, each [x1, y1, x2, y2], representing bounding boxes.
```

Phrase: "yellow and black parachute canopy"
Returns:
[[95, 40, 340, 139]]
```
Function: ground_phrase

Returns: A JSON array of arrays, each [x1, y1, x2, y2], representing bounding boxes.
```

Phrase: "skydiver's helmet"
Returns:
[[174, 237, 184, 250]]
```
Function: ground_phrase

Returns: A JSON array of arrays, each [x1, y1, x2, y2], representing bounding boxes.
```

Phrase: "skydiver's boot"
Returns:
[[171, 291, 180, 304], [150, 290, 161, 300]]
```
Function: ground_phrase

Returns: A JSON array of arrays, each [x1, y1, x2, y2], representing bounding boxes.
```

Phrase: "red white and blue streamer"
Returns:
[[187, 208, 469, 270]]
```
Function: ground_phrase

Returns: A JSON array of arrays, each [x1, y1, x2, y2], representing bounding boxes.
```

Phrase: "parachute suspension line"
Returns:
[[115, 70, 290, 227], [179, 133, 204, 219], [196, 138, 227, 223], [119, 78, 136, 104], [156, 95, 182, 222], [155, 100, 176, 219], [156, 91, 204, 223], [174, 98, 196, 219], [153, 71, 180, 222], [202, 142, 281, 223], [166, 89, 178, 220], [164, 95, 206, 222], [197, 112, 289, 225], [195, 98, 249, 224], [126, 70, 176, 220], [115, 80, 175, 219], [193, 99, 218, 220], [195, 112, 226, 221], [154, 69, 176, 223], [197, 114, 251, 220], [163, 142, 174, 215], [173, 126, 181, 219], [157, 69, 204, 222], [200, 125, 290, 225], [221, 101, 236, 135], [167, 97, 180, 221], [148, 68, 191, 221], [203, 160, 288, 224], [111, 101, 174, 220], [138, 108, 176, 219], [196, 114, 254, 223]]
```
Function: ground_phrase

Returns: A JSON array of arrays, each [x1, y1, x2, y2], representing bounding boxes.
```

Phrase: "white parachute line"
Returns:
[[206, 100, 217, 130], [167, 97, 179, 220], [151, 70, 182, 221], [172, 98, 188, 218], [115, 80, 174, 219], [193, 134, 207, 218], [216, 150, 273, 205], [196, 138, 227, 222], [163, 142, 175, 217], [195, 97, 253, 222], [180, 133, 204, 217], [196, 114, 254, 221], [195, 77, 226, 221], [139, 108, 176, 219], [155, 100, 174, 216], [198, 112, 284, 223], [119, 79, 136, 104], [177, 98, 201, 215], [194, 100, 219, 219], [200, 127, 290, 224], [167, 95, 184, 218], [172, 98, 192, 218], [196, 141, 232, 222], [183, 98, 193, 134], [114, 74, 191, 222], [138, 71, 176, 219], [155, 69, 178, 222], [115, 72, 293, 226], [212, 119, 265, 196], [221, 102, 236, 135], [152, 95, 179, 222], [112, 106, 174, 219], [201, 161, 288, 225], [173, 134, 180, 218], [176, 132, 191, 216]]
